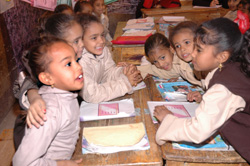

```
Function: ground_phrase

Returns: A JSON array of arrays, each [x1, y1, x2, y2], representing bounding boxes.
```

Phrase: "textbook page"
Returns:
[[80, 98, 135, 121], [147, 101, 198, 123]]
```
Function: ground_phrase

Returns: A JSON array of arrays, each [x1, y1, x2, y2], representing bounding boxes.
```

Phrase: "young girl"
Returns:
[[13, 37, 83, 165], [154, 18, 250, 162], [90, 0, 113, 43], [74, 0, 93, 14], [77, 13, 142, 103], [17, 13, 84, 129]]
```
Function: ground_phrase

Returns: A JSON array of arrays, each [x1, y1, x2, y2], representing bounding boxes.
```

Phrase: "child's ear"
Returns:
[[38, 72, 55, 86], [217, 51, 230, 63]]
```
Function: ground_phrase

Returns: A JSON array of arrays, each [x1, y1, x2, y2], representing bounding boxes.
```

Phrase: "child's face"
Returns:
[[61, 8, 74, 15], [228, 0, 241, 11], [48, 42, 84, 91], [172, 29, 194, 62], [82, 22, 105, 55], [81, 4, 93, 14], [191, 42, 220, 72], [93, 0, 105, 16], [148, 47, 174, 71], [63, 23, 84, 58]]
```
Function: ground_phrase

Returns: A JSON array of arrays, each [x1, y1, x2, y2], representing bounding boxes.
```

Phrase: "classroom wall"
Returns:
[[0, 0, 46, 123]]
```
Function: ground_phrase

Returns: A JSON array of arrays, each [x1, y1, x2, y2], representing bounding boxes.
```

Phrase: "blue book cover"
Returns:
[[156, 81, 204, 101], [172, 135, 232, 151]]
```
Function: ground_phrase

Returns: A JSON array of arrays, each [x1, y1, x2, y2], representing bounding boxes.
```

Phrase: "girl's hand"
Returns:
[[117, 62, 130, 67], [124, 65, 142, 86], [167, 77, 179, 82], [153, 105, 173, 122], [187, 91, 202, 103], [27, 89, 47, 128], [57, 158, 82, 166]]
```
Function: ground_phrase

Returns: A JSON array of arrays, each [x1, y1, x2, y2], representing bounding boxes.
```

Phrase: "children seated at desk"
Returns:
[[137, 21, 205, 87], [154, 18, 250, 163]]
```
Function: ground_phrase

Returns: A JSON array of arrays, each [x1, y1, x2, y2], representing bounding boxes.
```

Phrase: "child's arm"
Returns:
[[26, 89, 47, 128], [18, 77, 47, 128]]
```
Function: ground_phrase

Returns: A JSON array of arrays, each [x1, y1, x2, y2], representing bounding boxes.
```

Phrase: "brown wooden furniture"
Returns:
[[141, 6, 229, 24], [71, 63, 163, 165]]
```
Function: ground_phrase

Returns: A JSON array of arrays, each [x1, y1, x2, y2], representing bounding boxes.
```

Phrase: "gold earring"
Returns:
[[219, 63, 223, 71], [51, 84, 54, 88]]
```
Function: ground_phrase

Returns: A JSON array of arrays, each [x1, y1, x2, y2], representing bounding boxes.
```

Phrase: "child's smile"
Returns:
[[83, 22, 105, 56]]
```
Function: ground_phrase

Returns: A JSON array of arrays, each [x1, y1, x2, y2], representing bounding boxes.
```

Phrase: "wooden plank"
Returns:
[[0, 129, 15, 166]]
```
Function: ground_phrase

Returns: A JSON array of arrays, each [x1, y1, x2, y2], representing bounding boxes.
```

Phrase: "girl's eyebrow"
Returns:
[[60, 56, 71, 63]]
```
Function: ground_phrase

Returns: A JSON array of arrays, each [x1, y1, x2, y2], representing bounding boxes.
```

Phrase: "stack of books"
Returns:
[[112, 17, 156, 45]]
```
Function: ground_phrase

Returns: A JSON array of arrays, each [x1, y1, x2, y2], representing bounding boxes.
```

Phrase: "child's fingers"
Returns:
[[27, 111, 40, 129]]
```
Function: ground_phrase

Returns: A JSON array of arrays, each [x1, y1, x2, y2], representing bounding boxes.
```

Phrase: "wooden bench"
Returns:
[[141, 4, 229, 24]]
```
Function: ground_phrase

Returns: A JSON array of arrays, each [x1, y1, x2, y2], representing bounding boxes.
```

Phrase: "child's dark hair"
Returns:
[[74, 0, 91, 13], [23, 37, 68, 85], [144, 33, 170, 57], [54, 4, 73, 13], [169, 21, 198, 47], [40, 13, 78, 39], [195, 17, 250, 77], [76, 13, 100, 36]]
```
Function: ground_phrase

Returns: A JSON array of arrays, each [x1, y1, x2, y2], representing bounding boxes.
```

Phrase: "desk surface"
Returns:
[[72, 75, 163, 165]]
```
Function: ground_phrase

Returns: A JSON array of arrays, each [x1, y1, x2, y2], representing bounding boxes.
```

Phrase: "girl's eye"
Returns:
[[197, 48, 202, 53], [74, 39, 79, 44], [91, 37, 97, 40], [160, 56, 165, 60], [175, 45, 180, 49], [66, 62, 72, 67], [76, 57, 82, 63], [185, 41, 190, 44], [101, 33, 105, 37]]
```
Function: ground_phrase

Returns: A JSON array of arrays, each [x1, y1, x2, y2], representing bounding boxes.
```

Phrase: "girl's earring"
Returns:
[[219, 63, 223, 71], [51, 84, 54, 88]]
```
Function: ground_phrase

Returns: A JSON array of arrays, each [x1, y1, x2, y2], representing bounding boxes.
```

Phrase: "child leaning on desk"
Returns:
[[137, 22, 204, 102], [13, 37, 83, 166], [154, 18, 250, 163]]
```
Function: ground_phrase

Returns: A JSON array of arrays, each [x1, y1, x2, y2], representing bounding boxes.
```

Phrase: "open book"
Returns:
[[147, 101, 232, 151], [147, 101, 198, 124], [80, 98, 135, 121], [156, 81, 204, 102]]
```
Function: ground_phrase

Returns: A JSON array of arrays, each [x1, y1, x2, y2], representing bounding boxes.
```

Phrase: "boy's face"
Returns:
[[172, 29, 194, 63], [82, 22, 105, 56], [93, 0, 105, 17], [148, 47, 174, 71], [228, 0, 241, 11]]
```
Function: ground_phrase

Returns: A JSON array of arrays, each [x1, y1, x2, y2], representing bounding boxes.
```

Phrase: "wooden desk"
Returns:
[[72, 48, 162, 165], [141, 6, 229, 24], [146, 78, 249, 166]]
